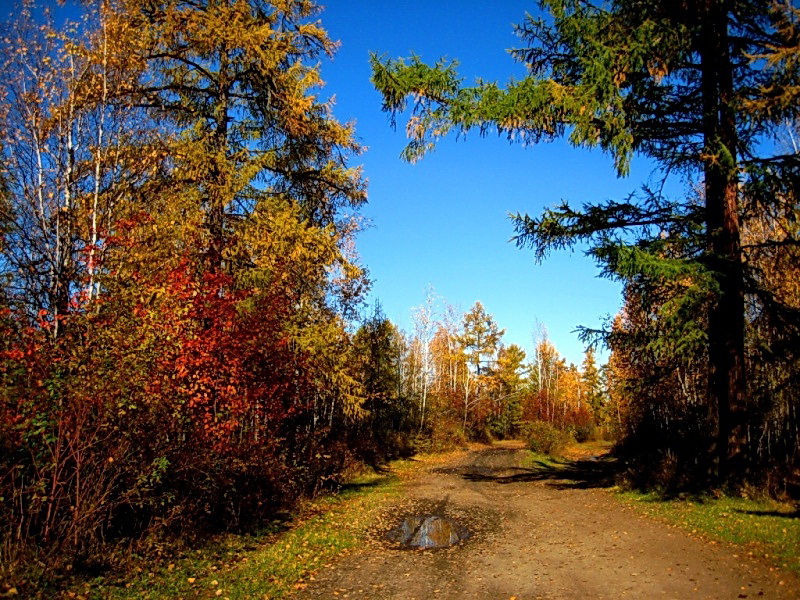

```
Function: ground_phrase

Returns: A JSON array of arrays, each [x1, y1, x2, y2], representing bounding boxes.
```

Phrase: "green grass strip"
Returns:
[[520, 449, 567, 471], [79, 456, 442, 600], [619, 490, 800, 576]]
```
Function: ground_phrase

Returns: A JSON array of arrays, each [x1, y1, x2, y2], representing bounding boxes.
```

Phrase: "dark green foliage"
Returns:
[[350, 304, 415, 463], [487, 344, 527, 439], [580, 348, 606, 429], [609, 281, 714, 490]]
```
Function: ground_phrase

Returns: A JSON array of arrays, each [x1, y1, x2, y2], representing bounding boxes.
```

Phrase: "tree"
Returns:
[[0, 4, 157, 334], [411, 288, 437, 430], [528, 333, 561, 424], [114, 0, 366, 274], [458, 301, 504, 429], [113, 0, 370, 421], [351, 303, 410, 459], [489, 343, 527, 437], [581, 347, 605, 427], [606, 278, 713, 487], [371, 0, 800, 483], [459, 301, 504, 376]]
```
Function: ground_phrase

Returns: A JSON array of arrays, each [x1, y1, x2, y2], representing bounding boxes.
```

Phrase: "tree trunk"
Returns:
[[699, 0, 747, 483]]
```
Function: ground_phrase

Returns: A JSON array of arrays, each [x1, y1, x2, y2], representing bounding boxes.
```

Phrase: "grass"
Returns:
[[65, 452, 460, 600], [520, 449, 566, 471], [619, 489, 800, 576]]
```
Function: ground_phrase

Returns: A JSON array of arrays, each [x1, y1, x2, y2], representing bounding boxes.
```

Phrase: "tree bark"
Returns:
[[699, 0, 747, 483]]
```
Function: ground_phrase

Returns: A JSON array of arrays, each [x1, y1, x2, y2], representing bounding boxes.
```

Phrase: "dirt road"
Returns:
[[294, 441, 798, 599]]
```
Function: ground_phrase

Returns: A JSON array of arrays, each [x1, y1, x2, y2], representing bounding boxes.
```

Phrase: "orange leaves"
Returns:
[[124, 255, 311, 454]]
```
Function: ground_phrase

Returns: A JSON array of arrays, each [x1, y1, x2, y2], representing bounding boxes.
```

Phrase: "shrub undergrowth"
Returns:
[[520, 421, 574, 458]]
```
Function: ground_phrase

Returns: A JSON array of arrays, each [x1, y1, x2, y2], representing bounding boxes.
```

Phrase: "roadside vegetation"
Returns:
[[46, 441, 800, 598], [32, 453, 458, 599], [620, 491, 800, 579], [82, 468, 402, 600]]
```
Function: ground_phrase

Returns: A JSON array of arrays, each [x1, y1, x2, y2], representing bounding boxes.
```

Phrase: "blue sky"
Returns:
[[318, 0, 670, 366]]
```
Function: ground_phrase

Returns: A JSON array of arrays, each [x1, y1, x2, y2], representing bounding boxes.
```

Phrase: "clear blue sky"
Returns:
[[23, 0, 680, 367], [318, 0, 672, 366]]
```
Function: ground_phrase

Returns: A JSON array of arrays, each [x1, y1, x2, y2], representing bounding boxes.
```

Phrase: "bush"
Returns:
[[412, 421, 467, 454], [521, 421, 573, 458], [570, 423, 598, 443]]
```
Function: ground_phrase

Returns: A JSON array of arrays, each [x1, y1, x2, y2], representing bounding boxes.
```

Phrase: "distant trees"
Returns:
[[351, 304, 411, 459], [411, 290, 437, 431], [458, 301, 504, 431], [374, 296, 607, 448], [490, 343, 527, 438], [371, 1, 800, 489]]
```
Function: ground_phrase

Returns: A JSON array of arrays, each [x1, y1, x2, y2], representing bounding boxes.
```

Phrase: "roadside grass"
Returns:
[[619, 489, 800, 577], [545, 440, 800, 579], [520, 449, 566, 471], [70, 452, 461, 600], [521, 439, 613, 470]]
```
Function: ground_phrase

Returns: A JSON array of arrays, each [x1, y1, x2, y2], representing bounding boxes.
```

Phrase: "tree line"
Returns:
[[354, 298, 610, 455]]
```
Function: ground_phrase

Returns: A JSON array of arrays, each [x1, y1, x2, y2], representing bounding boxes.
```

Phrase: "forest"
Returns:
[[1, 0, 798, 589]]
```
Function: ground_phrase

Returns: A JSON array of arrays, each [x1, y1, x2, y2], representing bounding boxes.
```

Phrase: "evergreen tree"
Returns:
[[352, 304, 408, 443], [371, 0, 800, 483], [490, 343, 527, 437], [581, 348, 605, 426]]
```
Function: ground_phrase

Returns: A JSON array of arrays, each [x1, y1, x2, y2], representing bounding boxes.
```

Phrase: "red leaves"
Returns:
[[124, 258, 307, 455]]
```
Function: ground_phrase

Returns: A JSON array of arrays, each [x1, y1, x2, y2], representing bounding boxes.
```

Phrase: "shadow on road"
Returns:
[[446, 454, 622, 490]]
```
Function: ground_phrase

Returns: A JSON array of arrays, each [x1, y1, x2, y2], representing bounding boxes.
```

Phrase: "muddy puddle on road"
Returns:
[[378, 497, 501, 551], [386, 514, 470, 549]]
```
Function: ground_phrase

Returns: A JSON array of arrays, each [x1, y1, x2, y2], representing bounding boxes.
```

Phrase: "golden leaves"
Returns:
[[647, 57, 669, 84]]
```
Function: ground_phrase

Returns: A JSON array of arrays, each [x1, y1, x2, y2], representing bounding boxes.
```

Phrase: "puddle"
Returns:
[[387, 515, 470, 549]]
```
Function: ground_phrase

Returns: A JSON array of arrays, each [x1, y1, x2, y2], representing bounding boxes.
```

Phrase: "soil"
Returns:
[[293, 441, 800, 599]]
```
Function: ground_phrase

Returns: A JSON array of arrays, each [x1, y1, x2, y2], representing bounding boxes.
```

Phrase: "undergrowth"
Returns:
[[46, 452, 459, 600], [520, 421, 573, 458]]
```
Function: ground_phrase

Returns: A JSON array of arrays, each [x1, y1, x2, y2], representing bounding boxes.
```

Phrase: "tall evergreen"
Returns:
[[371, 1, 800, 484]]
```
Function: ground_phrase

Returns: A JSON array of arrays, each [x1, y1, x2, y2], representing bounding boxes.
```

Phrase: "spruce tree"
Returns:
[[371, 0, 800, 484]]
